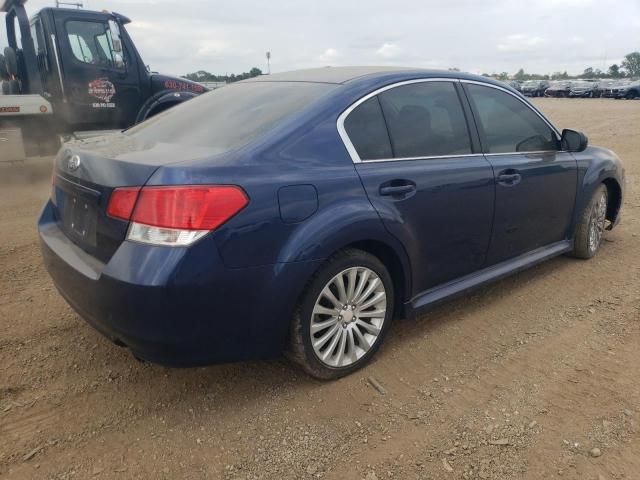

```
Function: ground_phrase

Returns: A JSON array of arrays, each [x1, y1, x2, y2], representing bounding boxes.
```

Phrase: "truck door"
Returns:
[[52, 12, 142, 129]]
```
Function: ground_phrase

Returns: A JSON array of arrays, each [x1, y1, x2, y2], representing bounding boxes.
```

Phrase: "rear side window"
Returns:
[[465, 84, 559, 153], [125, 82, 336, 152], [343, 96, 392, 160], [378, 82, 472, 158]]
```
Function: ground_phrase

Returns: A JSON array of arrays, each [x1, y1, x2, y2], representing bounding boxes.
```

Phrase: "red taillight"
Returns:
[[108, 185, 248, 231], [133, 185, 248, 230], [107, 187, 142, 221]]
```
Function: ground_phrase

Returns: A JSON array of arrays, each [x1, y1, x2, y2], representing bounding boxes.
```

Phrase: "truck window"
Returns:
[[66, 20, 122, 69], [30, 23, 39, 51]]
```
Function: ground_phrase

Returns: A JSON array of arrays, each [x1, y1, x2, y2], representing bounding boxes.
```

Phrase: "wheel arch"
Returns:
[[337, 239, 410, 319], [602, 177, 622, 224], [574, 146, 625, 233], [135, 90, 197, 124]]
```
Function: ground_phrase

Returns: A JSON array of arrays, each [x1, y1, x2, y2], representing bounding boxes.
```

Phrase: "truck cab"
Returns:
[[1, 0, 207, 160]]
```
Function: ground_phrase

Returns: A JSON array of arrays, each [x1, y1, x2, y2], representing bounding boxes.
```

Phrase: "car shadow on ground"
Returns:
[[66, 251, 582, 417]]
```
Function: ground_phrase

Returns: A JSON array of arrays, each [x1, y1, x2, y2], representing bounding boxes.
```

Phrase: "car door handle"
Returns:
[[379, 183, 416, 197], [497, 170, 522, 187]]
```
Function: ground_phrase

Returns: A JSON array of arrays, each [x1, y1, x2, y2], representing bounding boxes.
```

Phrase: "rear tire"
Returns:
[[570, 185, 608, 259], [3, 47, 17, 77], [287, 249, 394, 380], [7, 79, 19, 94], [0, 53, 8, 80]]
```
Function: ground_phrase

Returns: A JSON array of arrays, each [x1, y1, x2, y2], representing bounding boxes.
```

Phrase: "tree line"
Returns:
[[484, 51, 640, 81], [184, 50, 640, 84], [182, 67, 263, 83]]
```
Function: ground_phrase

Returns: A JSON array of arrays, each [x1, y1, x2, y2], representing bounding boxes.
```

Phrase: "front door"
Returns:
[[342, 80, 495, 295], [53, 12, 141, 129], [463, 82, 578, 265]]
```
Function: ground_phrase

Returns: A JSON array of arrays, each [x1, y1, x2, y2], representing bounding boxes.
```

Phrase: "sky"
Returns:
[[4, 0, 640, 77]]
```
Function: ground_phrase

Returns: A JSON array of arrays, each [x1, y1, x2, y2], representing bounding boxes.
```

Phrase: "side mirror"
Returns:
[[113, 52, 125, 69], [561, 129, 588, 152], [108, 20, 123, 53]]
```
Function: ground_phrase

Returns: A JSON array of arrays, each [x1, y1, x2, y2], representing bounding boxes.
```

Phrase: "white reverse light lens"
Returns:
[[127, 222, 209, 247]]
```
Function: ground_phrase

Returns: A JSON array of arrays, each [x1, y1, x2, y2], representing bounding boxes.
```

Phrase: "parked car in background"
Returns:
[[39, 67, 625, 379], [545, 81, 572, 97], [507, 80, 522, 93], [611, 80, 640, 99], [520, 80, 549, 97], [569, 80, 598, 98], [594, 80, 617, 98], [601, 80, 631, 98]]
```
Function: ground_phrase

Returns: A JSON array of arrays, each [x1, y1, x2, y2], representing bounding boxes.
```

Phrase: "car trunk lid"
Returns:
[[51, 134, 213, 262]]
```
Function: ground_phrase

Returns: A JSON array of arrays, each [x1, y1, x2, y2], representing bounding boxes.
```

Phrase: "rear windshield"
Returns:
[[124, 81, 337, 152]]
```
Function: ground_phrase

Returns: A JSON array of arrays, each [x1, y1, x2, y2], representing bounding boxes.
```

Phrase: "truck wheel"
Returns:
[[0, 54, 8, 80], [3, 47, 18, 77], [287, 248, 394, 380], [7, 79, 20, 94], [570, 185, 608, 259]]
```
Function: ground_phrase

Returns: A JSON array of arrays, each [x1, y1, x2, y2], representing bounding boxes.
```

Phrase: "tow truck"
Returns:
[[0, 0, 208, 162]]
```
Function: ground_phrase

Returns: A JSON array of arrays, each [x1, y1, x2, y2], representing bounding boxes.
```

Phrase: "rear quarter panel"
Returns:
[[147, 108, 411, 284]]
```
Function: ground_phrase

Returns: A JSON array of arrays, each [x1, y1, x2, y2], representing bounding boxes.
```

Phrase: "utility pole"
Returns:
[[266, 51, 271, 75], [56, 1, 83, 7]]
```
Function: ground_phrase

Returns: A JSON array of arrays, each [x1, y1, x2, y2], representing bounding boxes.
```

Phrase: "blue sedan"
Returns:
[[39, 67, 625, 379]]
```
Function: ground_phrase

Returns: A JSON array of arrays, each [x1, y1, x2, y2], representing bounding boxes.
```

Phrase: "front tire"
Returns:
[[571, 185, 608, 259], [288, 249, 394, 380]]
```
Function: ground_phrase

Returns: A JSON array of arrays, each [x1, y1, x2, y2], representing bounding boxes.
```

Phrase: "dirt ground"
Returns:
[[0, 98, 639, 480]]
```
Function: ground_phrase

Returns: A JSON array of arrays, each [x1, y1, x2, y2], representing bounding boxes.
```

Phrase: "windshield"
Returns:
[[125, 81, 337, 152], [522, 81, 540, 86]]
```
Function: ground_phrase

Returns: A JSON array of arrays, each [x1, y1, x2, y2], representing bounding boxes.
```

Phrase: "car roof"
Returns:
[[244, 66, 499, 86]]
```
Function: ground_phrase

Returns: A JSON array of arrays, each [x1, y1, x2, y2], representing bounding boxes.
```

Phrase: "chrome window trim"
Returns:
[[337, 77, 565, 164], [483, 151, 562, 158], [337, 78, 467, 164], [353, 152, 485, 164]]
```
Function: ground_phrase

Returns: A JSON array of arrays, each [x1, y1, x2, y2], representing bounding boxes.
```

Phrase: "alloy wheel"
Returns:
[[309, 267, 387, 368], [588, 192, 607, 253]]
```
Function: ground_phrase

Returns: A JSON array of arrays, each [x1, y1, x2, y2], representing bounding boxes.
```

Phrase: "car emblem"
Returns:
[[67, 154, 81, 172]]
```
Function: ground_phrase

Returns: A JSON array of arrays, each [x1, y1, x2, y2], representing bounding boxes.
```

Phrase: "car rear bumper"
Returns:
[[38, 201, 321, 366]]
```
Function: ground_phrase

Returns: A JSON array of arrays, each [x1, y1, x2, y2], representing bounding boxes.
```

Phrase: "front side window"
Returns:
[[66, 20, 122, 69], [466, 84, 558, 153], [378, 81, 472, 158]]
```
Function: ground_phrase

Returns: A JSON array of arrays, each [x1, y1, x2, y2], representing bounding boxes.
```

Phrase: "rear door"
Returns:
[[52, 12, 142, 129], [341, 79, 495, 295], [462, 81, 577, 265]]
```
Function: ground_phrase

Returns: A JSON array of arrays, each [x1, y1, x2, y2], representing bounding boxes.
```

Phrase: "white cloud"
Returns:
[[497, 34, 546, 53], [317, 48, 341, 63], [375, 43, 402, 59], [4, 0, 639, 76], [538, 0, 594, 6]]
